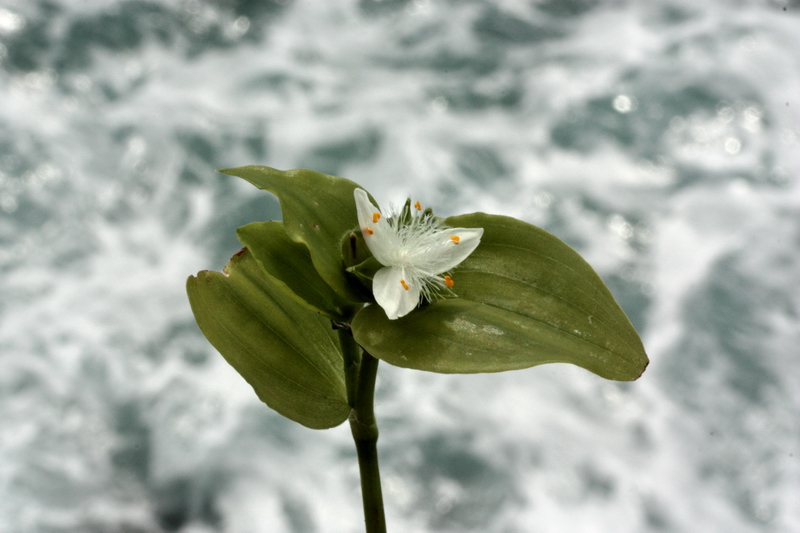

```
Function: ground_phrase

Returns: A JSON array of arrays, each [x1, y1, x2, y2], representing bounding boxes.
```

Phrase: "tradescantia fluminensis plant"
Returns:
[[186, 166, 648, 533]]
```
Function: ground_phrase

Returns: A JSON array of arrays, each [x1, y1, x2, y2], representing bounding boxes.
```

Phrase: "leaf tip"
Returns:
[[216, 167, 239, 177], [631, 355, 649, 381], [187, 270, 215, 284]]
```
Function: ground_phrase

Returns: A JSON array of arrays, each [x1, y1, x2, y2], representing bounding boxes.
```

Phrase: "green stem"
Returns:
[[349, 351, 386, 533], [336, 325, 361, 408]]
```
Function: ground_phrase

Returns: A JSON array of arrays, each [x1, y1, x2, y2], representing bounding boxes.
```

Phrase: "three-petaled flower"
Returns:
[[354, 189, 483, 320]]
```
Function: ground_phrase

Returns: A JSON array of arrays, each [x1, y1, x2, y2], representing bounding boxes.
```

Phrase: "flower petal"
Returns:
[[419, 227, 484, 275], [354, 188, 378, 231], [372, 266, 420, 320], [354, 189, 396, 265]]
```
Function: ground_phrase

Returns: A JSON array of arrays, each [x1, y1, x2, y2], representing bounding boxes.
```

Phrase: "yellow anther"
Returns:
[[414, 201, 422, 211], [400, 279, 410, 291], [373, 212, 381, 223], [365, 227, 374, 235], [449, 235, 460, 244], [444, 275, 454, 288]]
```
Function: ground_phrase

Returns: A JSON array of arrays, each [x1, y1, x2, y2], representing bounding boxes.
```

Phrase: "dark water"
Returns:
[[1, 1, 798, 532]]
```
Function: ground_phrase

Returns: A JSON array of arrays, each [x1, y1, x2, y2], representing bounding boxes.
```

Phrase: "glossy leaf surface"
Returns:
[[187, 248, 350, 429], [220, 166, 368, 302], [237, 221, 355, 320], [352, 213, 648, 381]]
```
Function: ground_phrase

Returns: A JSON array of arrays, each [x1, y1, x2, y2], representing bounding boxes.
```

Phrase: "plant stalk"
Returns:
[[349, 351, 386, 533], [336, 325, 362, 408]]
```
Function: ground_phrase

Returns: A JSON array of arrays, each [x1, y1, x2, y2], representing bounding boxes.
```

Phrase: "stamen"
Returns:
[[444, 275, 454, 288], [373, 212, 381, 223], [414, 201, 422, 211], [450, 235, 460, 244], [365, 227, 374, 235], [400, 279, 410, 291]]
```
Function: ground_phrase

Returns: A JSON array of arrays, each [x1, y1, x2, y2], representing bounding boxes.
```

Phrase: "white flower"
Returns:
[[354, 188, 483, 320]]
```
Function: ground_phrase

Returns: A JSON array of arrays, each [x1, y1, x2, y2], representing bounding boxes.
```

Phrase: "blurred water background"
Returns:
[[1, 0, 799, 532]]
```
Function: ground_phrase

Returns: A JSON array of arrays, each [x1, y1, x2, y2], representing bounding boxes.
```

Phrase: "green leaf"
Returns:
[[187, 248, 351, 429], [237, 221, 356, 320], [346, 256, 382, 286], [351, 213, 648, 381], [220, 166, 369, 303]]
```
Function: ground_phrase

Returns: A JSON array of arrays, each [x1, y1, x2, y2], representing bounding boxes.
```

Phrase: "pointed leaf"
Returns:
[[237, 221, 356, 320], [187, 248, 350, 429], [352, 213, 648, 381], [220, 166, 368, 302]]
